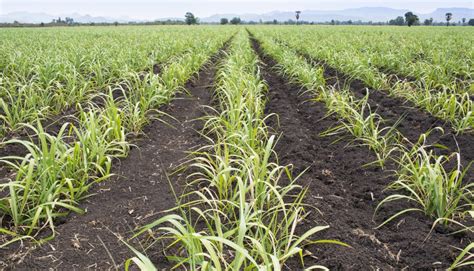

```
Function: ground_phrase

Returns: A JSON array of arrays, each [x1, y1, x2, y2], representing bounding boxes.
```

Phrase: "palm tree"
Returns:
[[446, 12, 453, 26], [295, 11, 301, 25]]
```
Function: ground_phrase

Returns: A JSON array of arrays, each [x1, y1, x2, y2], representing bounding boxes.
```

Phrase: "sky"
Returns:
[[0, 0, 472, 20]]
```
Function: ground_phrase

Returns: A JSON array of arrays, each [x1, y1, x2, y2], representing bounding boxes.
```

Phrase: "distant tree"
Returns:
[[469, 18, 474, 26], [13, 20, 19, 24], [446, 12, 452, 26], [230, 17, 241, 25], [462, 18, 466, 25], [273, 19, 278, 24], [65, 17, 74, 25], [423, 18, 433, 26], [220, 18, 228, 25], [330, 19, 335, 25], [347, 20, 353, 25], [114, 21, 119, 26], [185, 12, 197, 25], [404, 12, 419, 27], [40, 22, 45, 27], [389, 16, 405, 26], [295, 11, 301, 25]]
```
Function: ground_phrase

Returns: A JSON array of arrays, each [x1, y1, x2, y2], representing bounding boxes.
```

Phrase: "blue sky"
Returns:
[[1, 0, 472, 19]]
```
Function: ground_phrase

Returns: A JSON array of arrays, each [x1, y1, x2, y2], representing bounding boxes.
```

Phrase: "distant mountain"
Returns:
[[201, 7, 474, 23], [1, 7, 473, 24], [0, 11, 142, 24], [418, 8, 474, 22], [202, 8, 409, 23]]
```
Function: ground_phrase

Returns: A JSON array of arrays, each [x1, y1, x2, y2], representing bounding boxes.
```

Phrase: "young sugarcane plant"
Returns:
[[127, 31, 345, 270], [375, 131, 473, 228]]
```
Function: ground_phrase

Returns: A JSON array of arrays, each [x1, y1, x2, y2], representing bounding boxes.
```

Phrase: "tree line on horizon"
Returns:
[[184, 11, 473, 26], [2, 11, 474, 27], [388, 11, 471, 26]]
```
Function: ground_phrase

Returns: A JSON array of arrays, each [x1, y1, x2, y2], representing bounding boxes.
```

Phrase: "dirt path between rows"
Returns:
[[292, 51, 474, 171], [274, 37, 473, 167], [376, 66, 473, 101], [316, 58, 474, 165], [0, 49, 224, 271], [0, 59, 164, 187], [251, 37, 471, 270]]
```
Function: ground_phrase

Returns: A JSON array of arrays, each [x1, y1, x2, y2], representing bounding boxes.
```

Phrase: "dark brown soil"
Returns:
[[278, 41, 473, 179], [268, 36, 473, 180], [0, 52, 165, 160], [378, 66, 419, 83], [377, 66, 473, 101], [0, 50, 222, 270], [316, 59, 474, 166], [251, 37, 472, 270], [276, 37, 472, 102]]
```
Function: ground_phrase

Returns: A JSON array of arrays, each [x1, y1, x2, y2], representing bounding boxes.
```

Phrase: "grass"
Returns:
[[0, 25, 471, 269], [0, 108, 127, 243], [0, 29, 232, 246], [261, 26, 473, 133], [450, 241, 474, 270], [0, 27, 231, 136], [318, 88, 401, 167], [250, 27, 473, 268], [128, 30, 344, 270], [376, 139, 473, 228]]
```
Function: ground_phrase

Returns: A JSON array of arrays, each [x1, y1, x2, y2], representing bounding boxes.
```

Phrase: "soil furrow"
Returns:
[[0, 46, 227, 270], [377, 66, 473, 101], [323, 62, 474, 182], [272, 39, 473, 164], [318, 57, 474, 153], [0, 60, 163, 157], [0, 59, 166, 184], [266, 37, 473, 168], [305, 56, 474, 159], [251, 37, 471, 270], [300, 52, 474, 171]]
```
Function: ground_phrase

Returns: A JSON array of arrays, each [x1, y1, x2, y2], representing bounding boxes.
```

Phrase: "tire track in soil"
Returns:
[[251, 37, 471, 270], [0, 46, 227, 270]]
